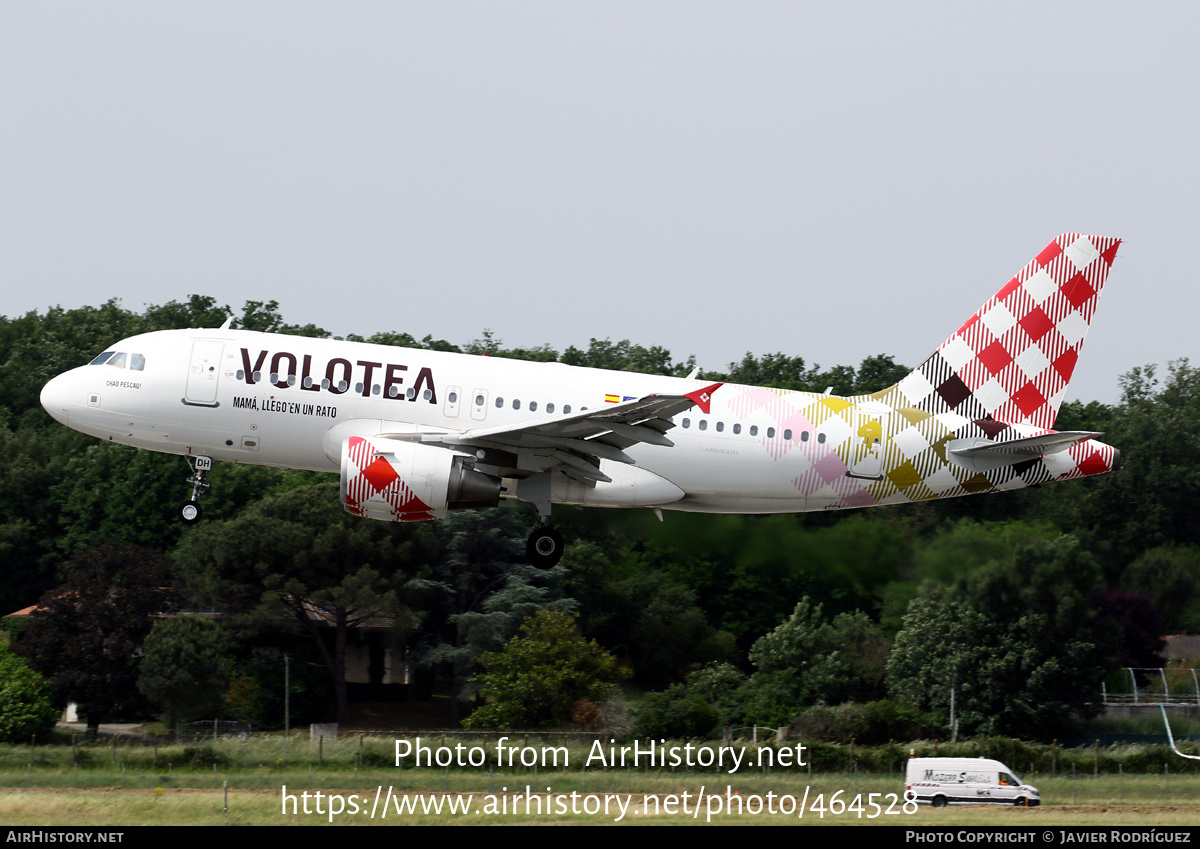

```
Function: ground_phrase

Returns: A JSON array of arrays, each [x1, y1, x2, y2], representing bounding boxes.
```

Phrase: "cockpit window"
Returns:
[[89, 351, 115, 365], [107, 352, 128, 369], [130, 353, 145, 371]]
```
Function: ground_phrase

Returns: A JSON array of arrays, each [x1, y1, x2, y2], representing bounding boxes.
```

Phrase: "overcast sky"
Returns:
[[2, 2, 1196, 404]]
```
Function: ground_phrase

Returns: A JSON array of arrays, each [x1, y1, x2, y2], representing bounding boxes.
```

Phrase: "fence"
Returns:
[[1102, 667, 1200, 706]]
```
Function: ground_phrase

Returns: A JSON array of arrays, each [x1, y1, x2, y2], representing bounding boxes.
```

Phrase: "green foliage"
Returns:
[[743, 597, 889, 726], [878, 519, 1062, 635], [16, 544, 179, 732], [627, 513, 911, 648], [173, 483, 431, 723], [0, 640, 58, 743], [562, 540, 737, 688], [137, 616, 230, 728], [223, 670, 267, 726], [1122, 545, 1200, 633], [414, 506, 575, 721], [633, 662, 747, 738], [721, 352, 908, 395], [887, 535, 1111, 740], [463, 610, 628, 729], [791, 700, 940, 745], [633, 686, 721, 739]]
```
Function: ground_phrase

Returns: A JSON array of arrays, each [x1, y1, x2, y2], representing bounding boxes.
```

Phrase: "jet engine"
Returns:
[[340, 435, 500, 521]]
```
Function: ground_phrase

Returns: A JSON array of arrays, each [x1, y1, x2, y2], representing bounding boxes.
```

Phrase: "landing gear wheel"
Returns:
[[180, 456, 212, 526], [525, 525, 564, 569], [179, 501, 203, 525]]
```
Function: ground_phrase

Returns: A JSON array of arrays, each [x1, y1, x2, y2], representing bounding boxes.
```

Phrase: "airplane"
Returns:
[[40, 233, 1122, 568]]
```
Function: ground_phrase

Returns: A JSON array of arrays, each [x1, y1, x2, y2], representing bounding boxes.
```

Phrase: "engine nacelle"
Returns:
[[340, 435, 500, 522]]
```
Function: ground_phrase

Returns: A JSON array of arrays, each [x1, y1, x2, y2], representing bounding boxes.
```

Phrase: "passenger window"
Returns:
[[546, 403, 555, 413], [749, 425, 758, 436], [699, 420, 708, 431], [767, 427, 776, 438], [406, 387, 416, 400], [529, 401, 538, 411], [236, 369, 245, 380], [682, 418, 690, 428], [513, 399, 521, 410], [818, 433, 826, 443], [130, 353, 145, 371], [801, 431, 809, 442], [389, 385, 400, 397], [423, 389, 432, 400], [448, 391, 458, 404], [495, 397, 504, 407], [355, 382, 364, 394], [784, 429, 792, 440], [733, 423, 741, 434], [564, 405, 572, 414], [716, 422, 724, 432], [89, 351, 114, 365]]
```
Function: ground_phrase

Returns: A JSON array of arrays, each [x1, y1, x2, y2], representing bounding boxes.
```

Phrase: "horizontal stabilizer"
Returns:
[[949, 431, 1103, 460]]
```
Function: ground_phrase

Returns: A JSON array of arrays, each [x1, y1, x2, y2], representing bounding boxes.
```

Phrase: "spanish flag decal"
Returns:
[[604, 394, 620, 404]]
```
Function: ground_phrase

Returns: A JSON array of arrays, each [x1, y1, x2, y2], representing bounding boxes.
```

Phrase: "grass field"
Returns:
[[3, 734, 1197, 826], [3, 787, 1200, 826]]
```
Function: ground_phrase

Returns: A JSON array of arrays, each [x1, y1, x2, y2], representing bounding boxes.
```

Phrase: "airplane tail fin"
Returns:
[[879, 234, 1121, 430]]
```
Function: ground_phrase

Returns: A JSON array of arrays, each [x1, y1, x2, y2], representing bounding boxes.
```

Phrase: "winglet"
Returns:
[[685, 382, 722, 414]]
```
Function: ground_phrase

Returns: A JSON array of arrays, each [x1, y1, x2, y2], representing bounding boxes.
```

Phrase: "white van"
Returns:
[[906, 758, 1040, 807]]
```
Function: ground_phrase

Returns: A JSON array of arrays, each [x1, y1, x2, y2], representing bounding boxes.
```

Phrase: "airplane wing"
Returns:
[[380, 382, 722, 484]]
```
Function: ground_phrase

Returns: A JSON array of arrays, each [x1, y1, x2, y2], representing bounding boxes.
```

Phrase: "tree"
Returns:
[[16, 544, 178, 737], [1121, 545, 1200, 634], [413, 507, 575, 724], [174, 483, 430, 724], [138, 616, 231, 732], [887, 535, 1112, 739], [633, 662, 748, 738], [562, 540, 737, 688], [742, 597, 889, 726], [0, 639, 58, 743], [462, 610, 628, 729]]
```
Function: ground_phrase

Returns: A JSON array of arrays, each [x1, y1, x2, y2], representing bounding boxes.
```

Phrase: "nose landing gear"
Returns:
[[178, 455, 212, 525]]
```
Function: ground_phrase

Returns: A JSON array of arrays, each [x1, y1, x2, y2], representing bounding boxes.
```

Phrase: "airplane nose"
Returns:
[[40, 372, 72, 426]]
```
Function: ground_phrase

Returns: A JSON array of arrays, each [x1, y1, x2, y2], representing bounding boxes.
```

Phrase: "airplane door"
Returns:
[[847, 408, 888, 480], [184, 340, 224, 407], [470, 388, 488, 421], [444, 385, 462, 418]]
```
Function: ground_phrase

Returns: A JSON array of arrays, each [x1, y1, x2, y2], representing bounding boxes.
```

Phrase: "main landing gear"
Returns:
[[179, 455, 212, 525], [516, 472, 565, 568], [525, 524, 564, 569]]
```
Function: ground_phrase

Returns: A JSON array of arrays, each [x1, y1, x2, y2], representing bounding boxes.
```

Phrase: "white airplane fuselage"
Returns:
[[42, 328, 862, 513], [39, 235, 1125, 552]]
